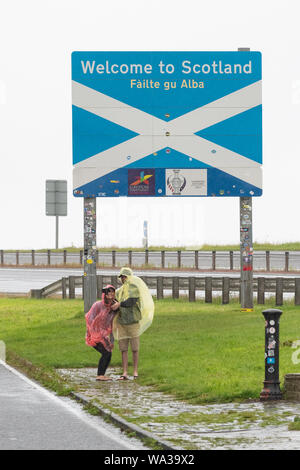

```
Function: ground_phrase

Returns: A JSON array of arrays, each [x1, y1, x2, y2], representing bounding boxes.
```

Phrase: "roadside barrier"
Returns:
[[0, 249, 298, 271], [30, 275, 300, 305]]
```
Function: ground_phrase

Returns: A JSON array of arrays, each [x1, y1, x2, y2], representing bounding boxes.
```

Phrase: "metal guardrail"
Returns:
[[2, 249, 300, 271], [30, 275, 300, 306]]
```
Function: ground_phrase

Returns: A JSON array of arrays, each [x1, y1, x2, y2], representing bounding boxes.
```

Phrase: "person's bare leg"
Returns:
[[132, 350, 139, 377], [121, 351, 128, 377]]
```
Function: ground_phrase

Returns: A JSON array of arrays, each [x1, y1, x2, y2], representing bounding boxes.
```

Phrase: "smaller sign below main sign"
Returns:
[[46, 180, 68, 216], [166, 169, 207, 196]]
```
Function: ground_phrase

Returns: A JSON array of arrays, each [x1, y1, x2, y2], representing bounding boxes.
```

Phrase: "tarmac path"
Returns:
[[0, 360, 146, 450]]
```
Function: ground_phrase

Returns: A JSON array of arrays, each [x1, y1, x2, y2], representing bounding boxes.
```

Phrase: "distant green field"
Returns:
[[1, 297, 300, 403], [4, 242, 300, 252]]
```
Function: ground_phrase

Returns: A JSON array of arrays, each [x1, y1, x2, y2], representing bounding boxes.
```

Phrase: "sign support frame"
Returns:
[[55, 215, 59, 250], [238, 47, 254, 311], [83, 197, 97, 313]]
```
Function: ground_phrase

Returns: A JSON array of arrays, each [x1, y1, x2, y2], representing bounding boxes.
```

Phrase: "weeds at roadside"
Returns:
[[288, 417, 300, 431]]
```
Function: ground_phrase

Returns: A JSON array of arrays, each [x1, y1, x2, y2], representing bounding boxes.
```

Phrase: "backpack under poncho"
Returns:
[[114, 274, 154, 340]]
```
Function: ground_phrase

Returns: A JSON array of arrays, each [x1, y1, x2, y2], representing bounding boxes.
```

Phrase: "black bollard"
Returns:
[[260, 308, 283, 401]]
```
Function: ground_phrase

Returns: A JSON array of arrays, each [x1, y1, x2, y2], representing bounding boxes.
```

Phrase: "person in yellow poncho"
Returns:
[[110, 267, 154, 380]]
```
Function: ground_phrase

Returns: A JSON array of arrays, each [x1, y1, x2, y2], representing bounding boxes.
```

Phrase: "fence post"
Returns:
[[222, 277, 230, 304], [229, 251, 233, 270], [205, 277, 212, 303], [285, 252, 289, 272], [161, 251, 165, 269], [295, 278, 300, 306], [212, 251, 216, 271], [97, 275, 103, 299], [266, 251, 270, 272], [0, 250, 3, 265], [16, 250, 19, 265], [195, 250, 198, 270], [172, 277, 179, 299], [112, 251, 116, 267], [63, 250, 67, 264], [128, 250, 132, 267], [189, 277, 196, 302], [82, 275, 85, 299], [177, 250, 181, 269], [30, 289, 42, 299], [111, 275, 118, 288], [145, 249, 149, 266], [257, 277, 265, 305], [69, 276, 75, 299], [62, 277, 67, 299], [32, 250, 35, 266], [47, 249, 51, 265], [157, 277, 164, 299], [276, 277, 283, 306]]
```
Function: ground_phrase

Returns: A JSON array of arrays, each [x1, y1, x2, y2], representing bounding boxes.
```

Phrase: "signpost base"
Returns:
[[260, 381, 282, 401]]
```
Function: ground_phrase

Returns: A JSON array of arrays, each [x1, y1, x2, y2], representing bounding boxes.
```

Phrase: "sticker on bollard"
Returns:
[[260, 308, 283, 401]]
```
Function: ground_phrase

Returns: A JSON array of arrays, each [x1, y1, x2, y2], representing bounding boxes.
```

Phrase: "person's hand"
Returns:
[[111, 301, 120, 311]]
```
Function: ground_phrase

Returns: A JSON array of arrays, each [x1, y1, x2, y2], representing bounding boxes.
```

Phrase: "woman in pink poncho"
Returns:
[[85, 285, 118, 381]]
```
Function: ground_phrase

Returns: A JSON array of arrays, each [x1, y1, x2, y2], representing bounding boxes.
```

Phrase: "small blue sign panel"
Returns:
[[72, 51, 262, 198], [267, 357, 276, 364]]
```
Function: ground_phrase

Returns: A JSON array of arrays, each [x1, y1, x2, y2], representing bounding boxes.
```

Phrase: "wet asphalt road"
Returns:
[[0, 268, 300, 294], [0, 361, 144, 450], [2, 267, 300, 295]]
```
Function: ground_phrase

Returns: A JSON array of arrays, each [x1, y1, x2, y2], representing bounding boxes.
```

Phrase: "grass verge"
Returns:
[[1, 297, 300, 404]]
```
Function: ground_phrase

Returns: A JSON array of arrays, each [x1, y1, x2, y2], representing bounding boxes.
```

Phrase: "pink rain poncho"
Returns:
[[85, 286, 116, 352]]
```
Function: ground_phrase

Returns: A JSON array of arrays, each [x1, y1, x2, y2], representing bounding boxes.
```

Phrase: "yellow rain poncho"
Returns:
[[113, 267, 154, 340]]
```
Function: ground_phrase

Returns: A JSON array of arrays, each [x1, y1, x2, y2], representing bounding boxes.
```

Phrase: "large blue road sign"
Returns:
[[72, 51, 262, 198]]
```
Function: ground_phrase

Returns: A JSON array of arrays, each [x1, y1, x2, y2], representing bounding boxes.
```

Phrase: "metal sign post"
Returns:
[[83, 197, 97, 313], [143, 220, 148, 249], [240, 196, 253, 309], [238, 47, 254, 311], [45, 180, 67, 250], [55, 216, 59, 249], [260, 309, 283, 401]]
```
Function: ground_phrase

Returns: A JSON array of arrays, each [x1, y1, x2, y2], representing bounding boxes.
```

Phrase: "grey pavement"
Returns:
[[0, 361, 146, 450]]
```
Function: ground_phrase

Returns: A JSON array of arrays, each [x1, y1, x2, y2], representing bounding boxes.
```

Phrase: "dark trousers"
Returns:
[[93, 342, 112, 376]]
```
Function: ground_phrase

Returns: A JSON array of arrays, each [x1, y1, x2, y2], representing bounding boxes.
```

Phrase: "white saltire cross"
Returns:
[[72, 80, 262, 189]]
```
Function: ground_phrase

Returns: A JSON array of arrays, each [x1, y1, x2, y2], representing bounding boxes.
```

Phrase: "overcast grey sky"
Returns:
[[0, 0, 299, 249]]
